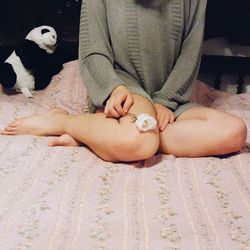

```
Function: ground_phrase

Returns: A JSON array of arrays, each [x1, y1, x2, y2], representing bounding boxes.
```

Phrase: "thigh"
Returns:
[[96, 94, 159, 160], [95, 93, 158, 140], [78, 94, 159, 161], [176, 106, 240, 122]]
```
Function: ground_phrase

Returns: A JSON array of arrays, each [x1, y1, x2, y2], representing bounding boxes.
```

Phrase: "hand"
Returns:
[[104, 85, 134, 118], [154, 103, 175, 131]]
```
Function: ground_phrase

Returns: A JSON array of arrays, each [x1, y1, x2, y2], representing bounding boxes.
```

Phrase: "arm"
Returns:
[[79, 0, 136, 109], [152, 0, 207, 111], [79, 0, 151, 109], [79, 0, 124, 107]]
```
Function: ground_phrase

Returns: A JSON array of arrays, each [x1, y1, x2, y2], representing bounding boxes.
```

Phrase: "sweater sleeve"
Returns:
[[79, 0, 125, 107], [152, 0, 207, 111]]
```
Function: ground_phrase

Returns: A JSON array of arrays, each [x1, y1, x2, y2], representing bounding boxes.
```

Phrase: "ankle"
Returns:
[[60, 115, 73, 135], [51, 113, 69, 135]]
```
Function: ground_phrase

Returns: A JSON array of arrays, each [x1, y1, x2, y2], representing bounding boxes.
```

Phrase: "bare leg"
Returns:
[[159, 106, 247, 157], [57, 106, 247, 154], [2, 95, 159, 162], [48, 107, 105, 147]]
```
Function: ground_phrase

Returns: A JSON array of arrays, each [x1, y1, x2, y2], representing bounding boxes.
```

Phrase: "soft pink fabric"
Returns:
[[0, 60, 249, 249]]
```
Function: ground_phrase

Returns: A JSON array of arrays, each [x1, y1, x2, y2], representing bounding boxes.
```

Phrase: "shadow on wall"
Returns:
[[203, 37, 250, 57], [198, 37, 250, 94]]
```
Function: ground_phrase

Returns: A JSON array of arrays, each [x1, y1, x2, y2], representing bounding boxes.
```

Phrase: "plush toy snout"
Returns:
[[43, 32, 57, 46]]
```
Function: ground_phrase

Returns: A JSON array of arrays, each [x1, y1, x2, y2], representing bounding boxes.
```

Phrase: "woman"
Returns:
[[1, 0, 247, 162]]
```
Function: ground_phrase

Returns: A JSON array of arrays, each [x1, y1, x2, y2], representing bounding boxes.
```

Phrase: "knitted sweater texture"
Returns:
[[79, 0, 207, 114]]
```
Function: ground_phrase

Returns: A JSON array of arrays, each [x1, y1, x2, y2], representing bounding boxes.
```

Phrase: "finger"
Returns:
[[156, 111, 161, 124], [157, 113, 162, 127], [158, 113, 165, 128], [170, 113, 175, 123], [104, 99, 110, 116], [123, 95, 133, 113], [1, 131, 16, 135], [104, 105, 108, 115], [9, 124, 17, 128], [105, 99, 119, 118], [48, 138, 60, 147], [114, 102, 126, 116], [160, 115, 170, 131], [156, 113, 161, 128], [4, 126, 17, 132], [155, 108, 161, 125], [109, 107, 121, 118], [107, 100, 121, 118]]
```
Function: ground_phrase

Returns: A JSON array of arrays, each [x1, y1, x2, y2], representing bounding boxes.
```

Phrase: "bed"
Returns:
[[0, 60, 249, 249]]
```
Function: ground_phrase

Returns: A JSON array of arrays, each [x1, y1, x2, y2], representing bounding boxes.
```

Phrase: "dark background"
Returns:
[[0, 0, 250, 61], [0, 0, 82, 63], [0, 0, 250, 91], [204, 0, 250, 45]]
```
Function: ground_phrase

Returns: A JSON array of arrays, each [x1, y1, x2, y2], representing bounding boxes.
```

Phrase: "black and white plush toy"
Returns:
[[0, 25, 62, 97]]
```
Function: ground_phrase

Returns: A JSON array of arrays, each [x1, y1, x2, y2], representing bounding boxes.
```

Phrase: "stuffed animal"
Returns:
[[0, 25, 62, 97]]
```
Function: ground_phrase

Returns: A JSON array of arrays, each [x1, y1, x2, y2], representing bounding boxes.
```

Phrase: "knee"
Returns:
[[110, 130, 160, 162], [221, 117, 247, 153]]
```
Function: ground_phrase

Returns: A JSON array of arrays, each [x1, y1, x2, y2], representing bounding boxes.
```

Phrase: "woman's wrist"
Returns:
[[111, 85, 128, 96]]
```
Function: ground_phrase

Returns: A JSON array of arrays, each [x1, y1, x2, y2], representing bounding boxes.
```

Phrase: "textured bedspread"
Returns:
[[0, 61, 249, 250]]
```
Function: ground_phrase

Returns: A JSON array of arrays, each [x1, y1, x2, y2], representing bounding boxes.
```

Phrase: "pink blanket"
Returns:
[[0, 61, 249, 249]]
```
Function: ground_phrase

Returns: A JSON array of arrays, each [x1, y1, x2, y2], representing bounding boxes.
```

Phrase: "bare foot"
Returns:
[[1, 108, 69, 136], [48, 134, 81, 147]]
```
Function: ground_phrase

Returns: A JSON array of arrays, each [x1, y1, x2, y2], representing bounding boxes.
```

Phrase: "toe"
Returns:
[[9, 120, 21, 127], [48, 134, 80, 147], [4, 126, 16, 132], [1, 131, 15, 135], [48, 138, 60, 147]]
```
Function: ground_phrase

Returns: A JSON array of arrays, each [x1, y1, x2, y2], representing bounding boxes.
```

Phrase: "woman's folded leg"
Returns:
[[158, 106, 247, 157], [2, 94, 160, 162]]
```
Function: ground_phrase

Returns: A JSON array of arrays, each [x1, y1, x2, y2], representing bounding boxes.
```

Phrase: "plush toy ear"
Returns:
[[23, 23, 52, 38]]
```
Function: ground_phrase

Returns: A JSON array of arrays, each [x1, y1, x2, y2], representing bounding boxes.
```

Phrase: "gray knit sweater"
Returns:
[[79, 0, 207, 115]]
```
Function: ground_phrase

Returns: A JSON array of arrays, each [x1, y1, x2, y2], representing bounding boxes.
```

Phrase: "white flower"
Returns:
[[134, 113, 157, 132]]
